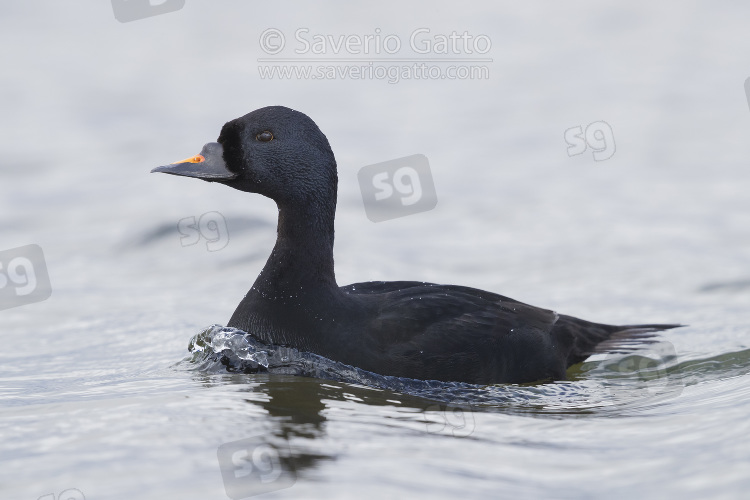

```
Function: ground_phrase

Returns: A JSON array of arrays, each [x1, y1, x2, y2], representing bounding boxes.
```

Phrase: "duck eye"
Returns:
[[256, 131, 273, 142]]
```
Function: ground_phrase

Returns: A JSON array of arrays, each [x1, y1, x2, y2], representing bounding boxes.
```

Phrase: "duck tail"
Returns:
[[592, 323, 683, 354], [557, 317, 683, 367]]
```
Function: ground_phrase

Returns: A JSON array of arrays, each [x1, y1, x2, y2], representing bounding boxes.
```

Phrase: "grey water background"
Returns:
[[2, 1, 750, 498]]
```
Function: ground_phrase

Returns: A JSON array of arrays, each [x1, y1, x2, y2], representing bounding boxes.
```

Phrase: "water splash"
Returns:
[[181, 324, 750, 412], [184, 325, 532, 405]]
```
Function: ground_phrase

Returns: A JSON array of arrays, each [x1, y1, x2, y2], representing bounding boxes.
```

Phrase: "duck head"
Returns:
[[152, 106, 338, 206]]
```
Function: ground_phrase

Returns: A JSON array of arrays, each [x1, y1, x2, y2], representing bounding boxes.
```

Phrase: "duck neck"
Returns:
[[252, 198, 338, 300]]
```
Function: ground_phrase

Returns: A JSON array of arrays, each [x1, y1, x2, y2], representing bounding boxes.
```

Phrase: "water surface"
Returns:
[[1, 2, 750, 499]]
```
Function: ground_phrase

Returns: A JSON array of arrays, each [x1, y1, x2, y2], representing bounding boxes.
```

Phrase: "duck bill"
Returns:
[[151, 142, 237, 181]]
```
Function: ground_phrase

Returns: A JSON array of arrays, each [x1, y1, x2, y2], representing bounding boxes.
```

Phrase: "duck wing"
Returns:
[[341, 281, 566, 383], [341, 281, 679, 384]]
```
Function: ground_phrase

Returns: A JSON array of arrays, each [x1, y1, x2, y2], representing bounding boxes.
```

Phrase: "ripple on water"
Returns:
[[180, 325, 750, 417]]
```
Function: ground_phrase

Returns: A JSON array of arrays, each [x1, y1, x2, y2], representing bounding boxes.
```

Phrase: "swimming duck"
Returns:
[[152, 106, 677, 384]]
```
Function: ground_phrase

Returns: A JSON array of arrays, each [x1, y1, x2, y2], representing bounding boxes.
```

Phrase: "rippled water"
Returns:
[[186, 324, 750, 414], [2, 2, 750, 499]]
